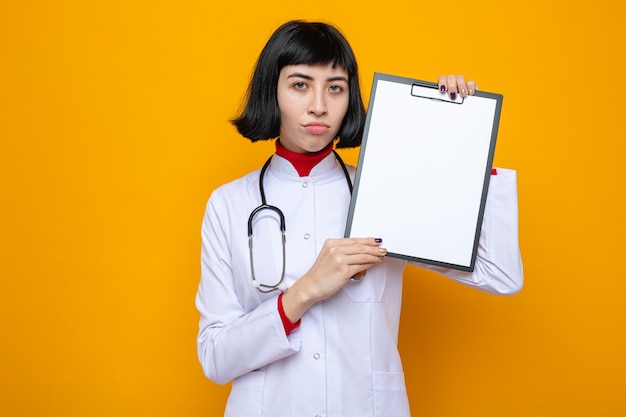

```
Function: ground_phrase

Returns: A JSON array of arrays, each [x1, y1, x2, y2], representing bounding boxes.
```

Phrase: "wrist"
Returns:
[[281, 279, 317, 323]]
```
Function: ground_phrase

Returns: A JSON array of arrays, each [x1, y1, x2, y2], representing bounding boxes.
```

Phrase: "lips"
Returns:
[[304, 122, 329, 135]]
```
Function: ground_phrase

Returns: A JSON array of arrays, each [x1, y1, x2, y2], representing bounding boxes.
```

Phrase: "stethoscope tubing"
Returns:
[[247, 150, 352, 293]]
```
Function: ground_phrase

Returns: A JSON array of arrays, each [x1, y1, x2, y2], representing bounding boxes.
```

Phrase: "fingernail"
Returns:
[[375, 238, 383, 243], [379, 247, 388, 254], [440, 85, 446, 93], [450, 92, 456, 100], [469, 88, 474, 95], [461, 88, 467, 96]]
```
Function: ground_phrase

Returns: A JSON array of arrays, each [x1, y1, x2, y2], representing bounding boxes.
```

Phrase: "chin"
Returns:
[[306, 139, 334, 153]]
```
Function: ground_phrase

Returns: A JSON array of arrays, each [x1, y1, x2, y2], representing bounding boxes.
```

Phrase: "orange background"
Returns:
[[1, 1, 625, 416]]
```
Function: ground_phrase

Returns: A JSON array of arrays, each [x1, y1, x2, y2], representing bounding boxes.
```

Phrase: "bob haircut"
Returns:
[[231, 20, 366, 148]]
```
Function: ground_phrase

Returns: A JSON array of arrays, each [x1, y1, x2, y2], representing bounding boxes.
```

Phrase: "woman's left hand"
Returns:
[[438, 74, 477, 100]]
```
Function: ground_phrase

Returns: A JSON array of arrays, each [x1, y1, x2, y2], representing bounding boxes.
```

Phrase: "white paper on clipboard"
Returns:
[[344, 73, 503, 271]]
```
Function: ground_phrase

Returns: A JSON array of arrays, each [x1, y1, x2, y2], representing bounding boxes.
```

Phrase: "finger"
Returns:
[[344, 241, 387, 256], [456, 74, 468, 97], [345, 247, 388, 266], [331, 237, 383, 247], [333, 242, 387, 266], [446, 74, 458, 100], [467, 80, 477, 95], [322, 239, 386, 269], [438, 74, 448, 93]]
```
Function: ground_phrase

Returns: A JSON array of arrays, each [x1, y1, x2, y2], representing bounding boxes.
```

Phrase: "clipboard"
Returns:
[[344, 72, 503, 272]]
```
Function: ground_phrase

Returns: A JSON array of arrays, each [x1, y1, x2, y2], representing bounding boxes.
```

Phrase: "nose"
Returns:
[[308, 89, 327, 116]]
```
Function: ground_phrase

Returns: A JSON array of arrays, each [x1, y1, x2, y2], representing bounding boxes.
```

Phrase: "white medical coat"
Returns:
[[196, 152, 523, 417]]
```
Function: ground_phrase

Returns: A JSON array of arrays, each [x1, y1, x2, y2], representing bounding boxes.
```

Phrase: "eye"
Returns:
[[293, 82, 307, 90], [329, 85, 345, 93]]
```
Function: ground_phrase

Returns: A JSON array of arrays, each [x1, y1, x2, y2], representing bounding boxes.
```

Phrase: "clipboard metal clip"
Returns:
[[410, 82, 464, 104]]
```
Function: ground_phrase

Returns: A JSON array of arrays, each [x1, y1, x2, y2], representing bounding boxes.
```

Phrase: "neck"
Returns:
[[275, 140, 334, 177]]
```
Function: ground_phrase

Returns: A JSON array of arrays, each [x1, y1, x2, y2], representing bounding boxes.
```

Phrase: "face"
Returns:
[[276, 63, 349, 154]]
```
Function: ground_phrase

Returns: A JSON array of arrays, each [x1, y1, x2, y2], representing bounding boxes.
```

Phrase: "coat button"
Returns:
[[302, 182, 308, 188], [313, 353, 320, 360], [304, 233, 310, 240]]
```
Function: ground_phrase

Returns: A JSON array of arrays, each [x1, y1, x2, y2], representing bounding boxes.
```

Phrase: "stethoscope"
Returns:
[[248, 150, 353, 293]]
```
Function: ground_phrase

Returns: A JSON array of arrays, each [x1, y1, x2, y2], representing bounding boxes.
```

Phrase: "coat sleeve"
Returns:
[[413, 168, 524, 295], [195, 188, 301, 385]]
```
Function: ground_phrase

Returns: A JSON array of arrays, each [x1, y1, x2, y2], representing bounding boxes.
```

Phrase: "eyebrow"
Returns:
[[286, 72, 349, 83]]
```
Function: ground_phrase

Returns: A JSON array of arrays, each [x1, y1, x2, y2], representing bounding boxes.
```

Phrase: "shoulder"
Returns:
[[490, 168, 517, 185], [208, 168, 261, 207], [202, 169, 262, 234], [202, 167, 262, 225]]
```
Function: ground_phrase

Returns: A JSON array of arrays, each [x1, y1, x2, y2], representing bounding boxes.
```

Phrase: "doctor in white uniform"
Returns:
[[196, 20, 523, 417]]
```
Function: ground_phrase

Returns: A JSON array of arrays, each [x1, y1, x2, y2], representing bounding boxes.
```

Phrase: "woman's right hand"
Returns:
[[281, 237, 387, 323]]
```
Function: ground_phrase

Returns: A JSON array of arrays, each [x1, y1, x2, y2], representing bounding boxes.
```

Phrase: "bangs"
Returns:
[[276, 23, 355, 73]]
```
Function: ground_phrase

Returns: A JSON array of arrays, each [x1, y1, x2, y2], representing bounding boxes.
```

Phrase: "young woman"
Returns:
[[196, 20, 523, 417]]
